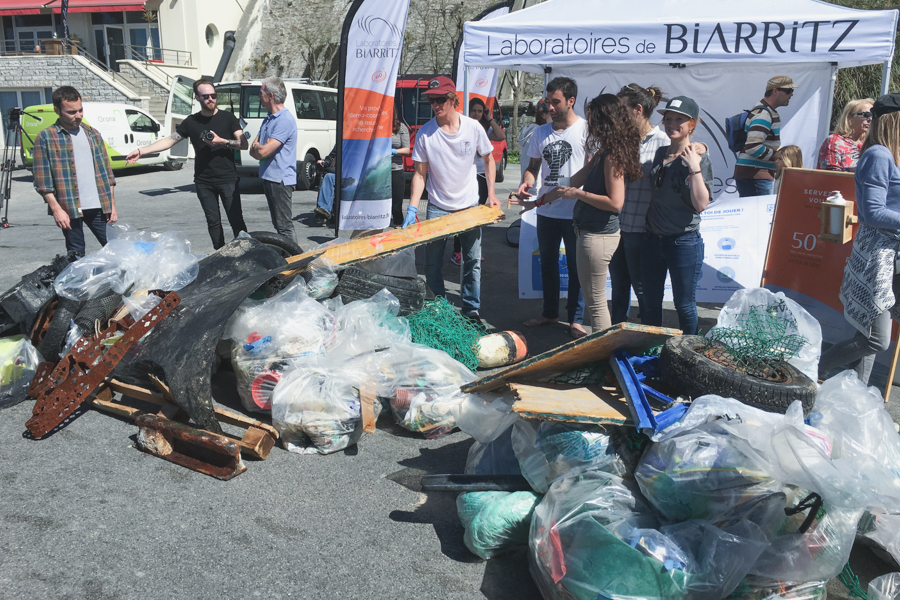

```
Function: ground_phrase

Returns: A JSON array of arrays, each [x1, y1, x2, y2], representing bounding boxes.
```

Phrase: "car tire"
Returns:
[[163, 159, 184, 171], [247, 231, 305, 258], [297, 152, 318, 191], [660, 335, 817, 416], [36, 296, 84, 362], [506, 218, 521, 248], [334, 266, 425, 316], [496, 152, 507, 183]]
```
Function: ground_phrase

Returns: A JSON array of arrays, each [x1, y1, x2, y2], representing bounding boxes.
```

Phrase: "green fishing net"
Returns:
[[407, 296, 486, 371], [702, 300, 807, 379]]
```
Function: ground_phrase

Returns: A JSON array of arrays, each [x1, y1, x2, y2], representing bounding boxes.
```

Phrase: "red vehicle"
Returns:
[[395, 75, 508, 183]]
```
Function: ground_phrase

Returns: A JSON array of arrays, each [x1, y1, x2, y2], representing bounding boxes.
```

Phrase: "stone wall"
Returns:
[[0, 56, 146, 110]]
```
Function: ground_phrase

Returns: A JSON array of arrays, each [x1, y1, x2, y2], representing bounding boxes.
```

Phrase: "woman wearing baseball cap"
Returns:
[[819, 93, 900, 385], [641, 96, 714, 335]]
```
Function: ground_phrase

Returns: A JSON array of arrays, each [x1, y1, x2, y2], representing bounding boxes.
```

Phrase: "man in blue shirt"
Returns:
[[250, 76, 298, 241]]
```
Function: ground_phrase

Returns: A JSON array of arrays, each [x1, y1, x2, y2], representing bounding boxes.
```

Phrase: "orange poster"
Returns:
[[762, 167, 858, 343]]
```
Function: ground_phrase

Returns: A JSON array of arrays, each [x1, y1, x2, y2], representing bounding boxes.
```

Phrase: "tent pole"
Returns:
[[821, 63, 838, 167], [883, 58, 894, 95], [543, 66, 551, 91], [464, 67, 470, 113]]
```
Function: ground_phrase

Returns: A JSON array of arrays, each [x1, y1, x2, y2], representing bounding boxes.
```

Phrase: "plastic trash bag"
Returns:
[[356, 248, 418, 278], [226, 278, 338, 413], [711, 287, 822, 382], [731, 578, 828, 600], [870, 572, 900, 600], [511, 420, 637, 493], [387, 343, 476, 438], [858, 508, 900, 569], [326, 289, 411, 364], [301, 257, 340, 299], [0, 335, 43, 409], [466, 415, 523, 477], [270, 356, 381, 454], [457, 491, 541, 559], [54, 224, 198, 300]]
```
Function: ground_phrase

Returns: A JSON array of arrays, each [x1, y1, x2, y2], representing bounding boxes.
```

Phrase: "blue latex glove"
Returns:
[[402, 205, 418, 228], [391, 148, 398, 156]]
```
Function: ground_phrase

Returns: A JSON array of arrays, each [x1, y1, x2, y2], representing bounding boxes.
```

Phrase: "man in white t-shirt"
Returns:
[[403, 76, 499, 320], [513, 76, 586, 339]]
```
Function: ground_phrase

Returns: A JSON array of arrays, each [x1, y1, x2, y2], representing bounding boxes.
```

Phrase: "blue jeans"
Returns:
[[536, 214, 584, 324], [317, 173, 335, 212], [609, 231, 645, 324], [424, 203, 481, 315], [62, 208, 108, 257], [735, 178, 774, 197], [641, 230, 704, 335]]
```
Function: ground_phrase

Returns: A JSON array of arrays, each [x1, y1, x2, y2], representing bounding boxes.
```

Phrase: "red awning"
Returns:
[[0, 0, 145, 15]]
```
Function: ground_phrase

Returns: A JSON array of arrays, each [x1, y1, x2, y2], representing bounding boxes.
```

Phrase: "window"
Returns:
[[170, 77, 193, 116], [126, 109, 156, 133], [215, 86, 240, 115], [241, 86, 266, 119], [292, 89, 322, 120], [318, 91, 337, 120], [205, 24, 217, 48], [91, 13, 125, 25]]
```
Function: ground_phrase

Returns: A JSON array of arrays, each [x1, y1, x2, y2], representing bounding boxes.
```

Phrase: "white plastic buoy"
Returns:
[[476, 331, 528, 369]]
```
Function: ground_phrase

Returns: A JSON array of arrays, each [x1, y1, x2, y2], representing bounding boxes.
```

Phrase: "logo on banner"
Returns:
[[476, 77, 489, 88], [716, 267, 736, 282], [372, 69, 387, 83], [354, 14, 401, 58], [717, 237, 736, 250]]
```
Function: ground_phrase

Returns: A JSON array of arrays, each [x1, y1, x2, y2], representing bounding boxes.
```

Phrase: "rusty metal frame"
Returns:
[[26, 291, 180, 438]]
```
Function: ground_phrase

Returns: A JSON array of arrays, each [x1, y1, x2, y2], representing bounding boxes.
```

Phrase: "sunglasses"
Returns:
[[777, 87, 795, 95], [852, 111, 873, 119], [200, 93, 217, 100], [428, 96, 451, 105], [655, 164, 667, 189]]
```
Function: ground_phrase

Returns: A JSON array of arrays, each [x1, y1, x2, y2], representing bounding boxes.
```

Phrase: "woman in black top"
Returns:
[[543, 94, 641, 332], [641, 96, 713, 335]]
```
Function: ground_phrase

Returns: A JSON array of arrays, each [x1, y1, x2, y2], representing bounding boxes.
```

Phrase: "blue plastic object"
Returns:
[[609, 349, 688, 436]]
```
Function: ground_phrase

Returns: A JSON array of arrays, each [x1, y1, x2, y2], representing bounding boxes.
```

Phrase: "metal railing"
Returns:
[[112, 43, 192, 67]]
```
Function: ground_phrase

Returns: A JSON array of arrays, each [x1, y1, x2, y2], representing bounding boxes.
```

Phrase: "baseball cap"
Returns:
[[766, 75, 798, 91], [657, 96, 699, 120], [872, 94, 900, 117], [422, 76, 456, 97]]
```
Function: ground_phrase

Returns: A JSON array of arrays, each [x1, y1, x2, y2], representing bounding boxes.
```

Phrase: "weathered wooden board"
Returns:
[[285, 204, 505, 271], [461, 323, 681, 393], [508, 382, 634, 426]]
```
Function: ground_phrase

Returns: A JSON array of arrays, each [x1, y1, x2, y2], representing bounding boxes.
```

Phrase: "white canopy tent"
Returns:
[[460, 0, 898, 193]]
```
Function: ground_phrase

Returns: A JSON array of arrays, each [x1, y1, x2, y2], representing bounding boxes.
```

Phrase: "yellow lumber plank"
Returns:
[[508, 382, 634, 426]]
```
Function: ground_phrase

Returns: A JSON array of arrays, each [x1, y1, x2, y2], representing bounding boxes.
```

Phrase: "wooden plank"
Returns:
[[285, 204, 505, 272], [508, 382, 634, 426], [461, 323, 681, 393]]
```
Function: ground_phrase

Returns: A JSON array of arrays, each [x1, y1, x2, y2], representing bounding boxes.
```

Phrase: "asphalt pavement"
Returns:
[[0, 161, 897, 599]]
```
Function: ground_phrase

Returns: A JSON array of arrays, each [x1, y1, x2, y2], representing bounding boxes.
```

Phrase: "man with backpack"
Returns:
[[732, 75, 797, 197]]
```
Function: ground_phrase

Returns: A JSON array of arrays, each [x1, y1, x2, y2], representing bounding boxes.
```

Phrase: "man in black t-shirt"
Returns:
[[126, 78, 249, 249]]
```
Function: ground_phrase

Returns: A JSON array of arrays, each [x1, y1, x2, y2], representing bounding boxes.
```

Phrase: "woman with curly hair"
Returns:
[[641, 96, 713, 335], [542, 93, 642, 332]]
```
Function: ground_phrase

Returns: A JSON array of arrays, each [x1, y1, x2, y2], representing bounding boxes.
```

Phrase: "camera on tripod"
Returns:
[[7, 107, 22, 127], [200, 130, 215, 141]]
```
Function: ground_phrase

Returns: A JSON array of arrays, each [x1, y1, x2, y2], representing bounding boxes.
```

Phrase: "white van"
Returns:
[[21, 102, 179, 171], [165, 76, 337, 190]]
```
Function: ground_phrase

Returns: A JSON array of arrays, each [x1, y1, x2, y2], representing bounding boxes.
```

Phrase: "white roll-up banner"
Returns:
[[335, 0, 411, 231]]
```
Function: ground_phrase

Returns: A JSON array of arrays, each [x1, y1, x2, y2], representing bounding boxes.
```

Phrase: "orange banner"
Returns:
[[342, 87, 394, 141], [762, 167, 858, 342]]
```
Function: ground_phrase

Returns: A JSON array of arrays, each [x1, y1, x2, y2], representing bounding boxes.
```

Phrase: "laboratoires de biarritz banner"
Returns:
[[452, 1, 511, 114], [335, 0, 411, 231]]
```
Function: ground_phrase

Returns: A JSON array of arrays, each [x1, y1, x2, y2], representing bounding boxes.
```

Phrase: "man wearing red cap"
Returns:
[[403, 76, 499, 321]]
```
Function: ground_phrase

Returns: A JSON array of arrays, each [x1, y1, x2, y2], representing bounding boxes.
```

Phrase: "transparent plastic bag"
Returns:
[[54, 224, 198, 300], [356, 248, 418, 278], [455, 392, 516, 444], [466, 416, 523, 477], [300, 257, 340, 299], [870, 572, 900, 600], [0, 335, 43, 409], [858, 508, 900, 569], [511, 420, 635, 493], [457, 491, 541, 559], [731, 577, 828, 600], [711, 287, 822, 382], [270, 357, 381, 454], [326, 289, 411, 364]]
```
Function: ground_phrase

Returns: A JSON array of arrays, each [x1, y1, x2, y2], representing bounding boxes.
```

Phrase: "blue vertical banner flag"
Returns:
[[335, 0, 411, 232], [452, 1, 511, 114]]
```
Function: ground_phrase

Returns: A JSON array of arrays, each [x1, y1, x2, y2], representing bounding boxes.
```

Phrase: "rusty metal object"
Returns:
[[135, 414, 246, 480], [25, 291, 180, 438]]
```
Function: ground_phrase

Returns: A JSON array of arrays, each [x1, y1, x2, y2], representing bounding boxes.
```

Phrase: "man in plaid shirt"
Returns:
[[33, 86, 117, 258]]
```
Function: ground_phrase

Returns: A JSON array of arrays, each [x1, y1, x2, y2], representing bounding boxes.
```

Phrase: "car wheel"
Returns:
[[496, 152, 507, 183], [334, 267, 426, 316], [247, 230, 305, 258], [298, 152, 318, 191], [660, 335, 817, 416]]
